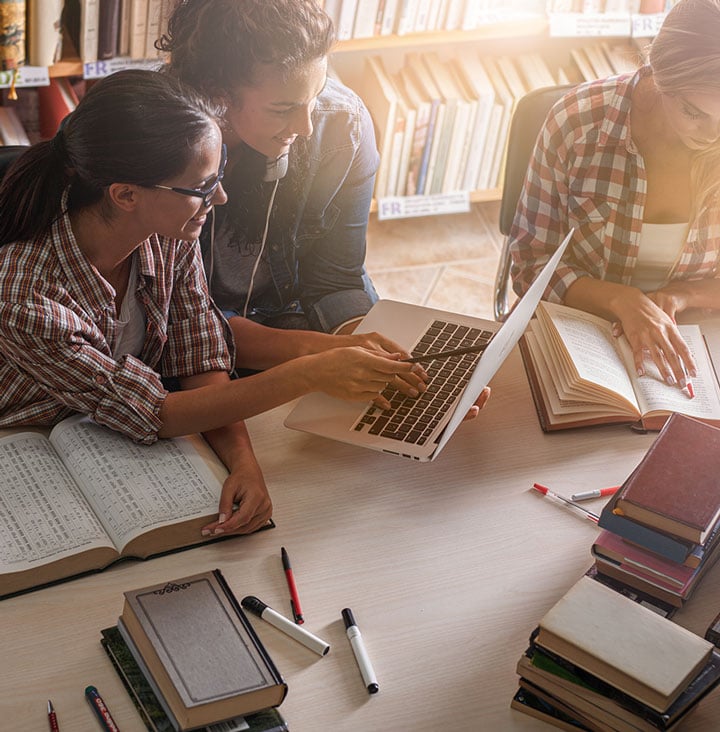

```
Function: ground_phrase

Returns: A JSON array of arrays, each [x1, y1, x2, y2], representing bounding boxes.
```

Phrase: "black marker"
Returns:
[[342, 608, 379, 694]]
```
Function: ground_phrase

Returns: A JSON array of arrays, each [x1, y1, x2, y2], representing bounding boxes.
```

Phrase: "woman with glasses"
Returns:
[[0, 69, 428, 537]]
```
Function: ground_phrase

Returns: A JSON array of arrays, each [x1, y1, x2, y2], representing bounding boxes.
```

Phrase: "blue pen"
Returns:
[[85, 686, 120, 732]]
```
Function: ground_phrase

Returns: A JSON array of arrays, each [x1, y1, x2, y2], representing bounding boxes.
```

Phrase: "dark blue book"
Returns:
[[598, 490, 695, 564]]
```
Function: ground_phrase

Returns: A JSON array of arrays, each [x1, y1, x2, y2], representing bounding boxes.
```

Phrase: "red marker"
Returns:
[[571, 486, 620, 501], [47, 700, 59, 732], [532, 483, 599, 523], [281, 546, 304, 624]]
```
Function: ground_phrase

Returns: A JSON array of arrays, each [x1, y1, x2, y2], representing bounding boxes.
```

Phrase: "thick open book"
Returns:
[[0, 415, 271, 599], [519, 301, 720, 431]]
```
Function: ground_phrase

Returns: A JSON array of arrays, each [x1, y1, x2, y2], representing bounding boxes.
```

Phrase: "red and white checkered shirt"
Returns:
[[0, 204, 234, 444], [509, 67, 720, 302]]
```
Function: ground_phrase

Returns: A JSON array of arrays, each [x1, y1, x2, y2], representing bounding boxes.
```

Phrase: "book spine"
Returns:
[[212, 569, 287, 692], [598, 510, 693, 564]]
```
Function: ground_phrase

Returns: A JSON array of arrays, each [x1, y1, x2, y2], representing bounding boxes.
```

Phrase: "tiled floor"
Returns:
[[365, 200, 503, 321]]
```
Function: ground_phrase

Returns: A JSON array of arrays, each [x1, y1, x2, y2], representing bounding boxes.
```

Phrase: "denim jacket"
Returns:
[[202, 77, 380, 333]]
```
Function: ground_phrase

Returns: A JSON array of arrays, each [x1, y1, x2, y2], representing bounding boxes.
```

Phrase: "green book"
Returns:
[[100, 626, 289, 732]]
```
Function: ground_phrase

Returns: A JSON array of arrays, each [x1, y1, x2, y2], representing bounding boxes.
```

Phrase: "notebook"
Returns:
[[285, 231, 572, 461]]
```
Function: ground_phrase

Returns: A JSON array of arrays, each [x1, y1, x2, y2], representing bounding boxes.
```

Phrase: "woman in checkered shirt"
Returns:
[[0, 70, 425, 537], [509, 0, 720, 393]]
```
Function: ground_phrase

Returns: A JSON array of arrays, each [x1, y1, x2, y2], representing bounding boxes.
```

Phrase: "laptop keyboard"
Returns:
[[352, 320, 494, 445]]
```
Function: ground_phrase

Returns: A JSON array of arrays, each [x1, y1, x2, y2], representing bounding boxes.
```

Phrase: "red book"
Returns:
[[37, 78, 79, 140], [612, 414, 720, 544]]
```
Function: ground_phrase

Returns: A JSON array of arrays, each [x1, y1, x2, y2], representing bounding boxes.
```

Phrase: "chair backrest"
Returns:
[[0, 144, 29, 182], [493, 84, 575, 321], [498, 84, 575, 236]]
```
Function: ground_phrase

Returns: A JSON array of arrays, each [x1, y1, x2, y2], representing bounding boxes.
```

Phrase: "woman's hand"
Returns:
[[339, 330, 429, 399], [610, 288, 696, 386], [308, 346, 426, 408], [201, 450, 272, 536]]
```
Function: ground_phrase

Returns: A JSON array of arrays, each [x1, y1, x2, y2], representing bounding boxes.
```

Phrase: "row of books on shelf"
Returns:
[[548, 0, 678, 12], [320, 0, 675, 41], [0, 76, 80, 146], [341, 42, 639, 200], [11, 0, 169, 71], [512, 414, 720, 730], [322, 0, 546, 39]]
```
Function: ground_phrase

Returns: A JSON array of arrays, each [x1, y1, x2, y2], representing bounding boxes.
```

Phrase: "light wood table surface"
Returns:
[[2, 344, 720, 732]]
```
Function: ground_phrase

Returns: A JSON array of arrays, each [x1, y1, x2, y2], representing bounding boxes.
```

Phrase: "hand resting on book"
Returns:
[[565, 276, 697, 392]]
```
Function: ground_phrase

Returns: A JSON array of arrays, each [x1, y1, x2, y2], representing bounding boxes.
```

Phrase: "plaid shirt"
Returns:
[[509, 67, 720, 302], [0, 205, 234, 444]]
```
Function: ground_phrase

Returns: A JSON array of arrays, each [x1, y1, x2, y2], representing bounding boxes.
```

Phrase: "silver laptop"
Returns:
[[285, 232, 572, 461]]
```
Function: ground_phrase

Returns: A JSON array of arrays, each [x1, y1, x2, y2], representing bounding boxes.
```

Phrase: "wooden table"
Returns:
[[2, 344, 720, 731]]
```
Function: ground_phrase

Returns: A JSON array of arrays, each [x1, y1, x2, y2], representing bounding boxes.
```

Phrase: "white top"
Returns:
[[112, 254, 146, 358], [630, 222, 687, 292]]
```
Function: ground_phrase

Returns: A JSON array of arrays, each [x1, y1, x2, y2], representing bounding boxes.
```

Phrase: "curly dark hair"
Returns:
[[158, 0, 335, 97]]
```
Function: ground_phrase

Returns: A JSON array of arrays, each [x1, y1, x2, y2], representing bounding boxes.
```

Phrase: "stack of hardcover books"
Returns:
[[511, 576, 720, 731], [100, 569, 289, 732], [594, 414, 720, 610]]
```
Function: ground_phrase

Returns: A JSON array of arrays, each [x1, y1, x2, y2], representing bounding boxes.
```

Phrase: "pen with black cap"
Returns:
[[342, 608, 379, 694]]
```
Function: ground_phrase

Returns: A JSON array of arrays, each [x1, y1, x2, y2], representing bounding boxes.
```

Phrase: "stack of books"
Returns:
[[101, 569, 289, 732], [593, 414, 720, 610], [512, 576, 720, 731]]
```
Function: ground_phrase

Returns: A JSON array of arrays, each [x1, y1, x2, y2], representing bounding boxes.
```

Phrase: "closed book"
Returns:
[[37, 77, 79, 139], [536, 576, 714, 712], [612, 414, 720, 544], [593, 530, 720, 609], [452, 54, 499, 192], [28, 0, 64, 66], [354, 56, 398, 199], [598, 495, 696, 565], [593, 557, 688, 608], [101, 625, 289, 732], [592, 530, 698, 589], [404, 52, 446, 196], [0, 0, 26, 71], [397, 65, 435, 196], [120, 569, 288, 731], [518, 643, 720, 731], [512, 681, 594, 732], [98, 0, 120, 59]]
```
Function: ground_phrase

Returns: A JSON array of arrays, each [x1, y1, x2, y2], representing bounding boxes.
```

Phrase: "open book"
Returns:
[[0, 415, 272, 599], [519, 301, 720, 432]]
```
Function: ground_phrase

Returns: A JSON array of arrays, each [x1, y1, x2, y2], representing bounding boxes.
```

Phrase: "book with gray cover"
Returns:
[[120, 569, 287, 731]]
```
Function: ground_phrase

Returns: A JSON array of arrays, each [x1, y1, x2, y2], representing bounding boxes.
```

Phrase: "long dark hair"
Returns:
[[0, 69, 219, 245], [158, 0, 335, 96]]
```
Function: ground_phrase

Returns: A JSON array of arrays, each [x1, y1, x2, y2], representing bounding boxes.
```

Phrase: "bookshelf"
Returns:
[[326, 9, 655, 216], [9, 5, 665, 216]]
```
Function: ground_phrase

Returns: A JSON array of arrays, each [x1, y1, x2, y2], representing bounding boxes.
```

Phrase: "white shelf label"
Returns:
[[631, 13, 665, 37], [0, 66, 50, 88], [83, 57, 164, 79], [377, 192, 471, 221], [548, 12, 632, 37]]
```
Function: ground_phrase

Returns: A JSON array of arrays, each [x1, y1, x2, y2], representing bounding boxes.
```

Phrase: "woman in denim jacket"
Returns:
[[159, 0, 380, 341]]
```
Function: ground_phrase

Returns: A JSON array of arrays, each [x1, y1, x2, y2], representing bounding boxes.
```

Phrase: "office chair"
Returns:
[[494, 84, 575, 321]]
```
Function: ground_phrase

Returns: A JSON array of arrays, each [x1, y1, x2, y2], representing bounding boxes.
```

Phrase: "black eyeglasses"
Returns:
[[151, 144, 227, 208]]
